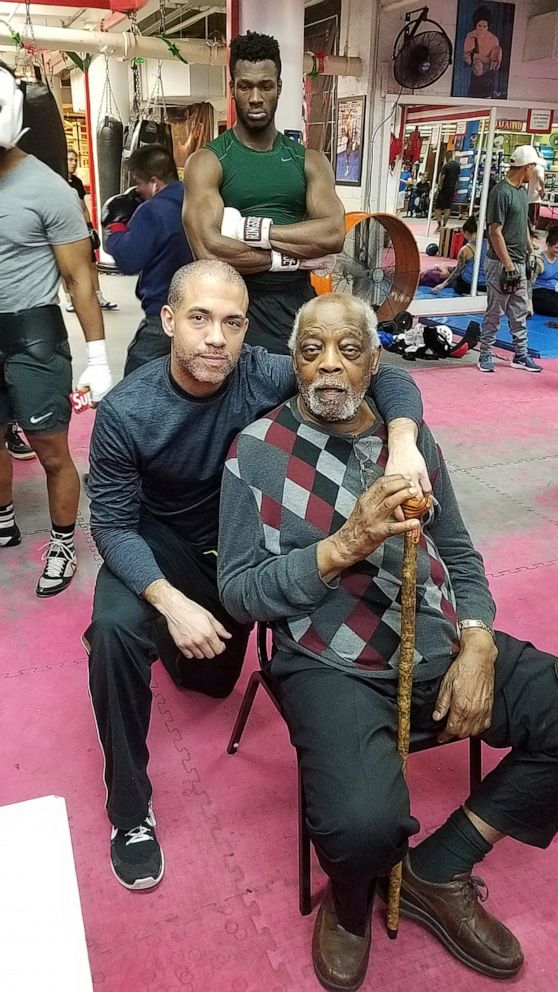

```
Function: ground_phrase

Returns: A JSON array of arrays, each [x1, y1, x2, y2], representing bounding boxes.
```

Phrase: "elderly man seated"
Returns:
[[218, 293, 558, 992]]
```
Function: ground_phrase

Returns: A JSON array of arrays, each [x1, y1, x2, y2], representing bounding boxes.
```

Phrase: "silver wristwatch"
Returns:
[[458, 619, 495, 641]]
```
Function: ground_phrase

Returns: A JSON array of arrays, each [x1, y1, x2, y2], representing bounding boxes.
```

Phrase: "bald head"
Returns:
[[288, 293, 380, 353], [168, 259, 249, 312]]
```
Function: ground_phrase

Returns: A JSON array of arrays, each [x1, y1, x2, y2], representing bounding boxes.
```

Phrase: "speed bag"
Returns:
[[19, 79, 67, 179], [97, 116, 124, 207]]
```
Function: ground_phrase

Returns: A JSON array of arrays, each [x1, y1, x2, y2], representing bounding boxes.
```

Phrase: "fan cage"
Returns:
[[393, 29, 452, 90], [312, 213, 420, 322]]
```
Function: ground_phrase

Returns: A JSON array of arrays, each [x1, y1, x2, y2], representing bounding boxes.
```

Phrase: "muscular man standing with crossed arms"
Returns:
[[184, 30, 345, 355]]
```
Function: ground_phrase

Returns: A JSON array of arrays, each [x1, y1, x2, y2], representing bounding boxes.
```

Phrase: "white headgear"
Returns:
[[0, 66, 25, 150]]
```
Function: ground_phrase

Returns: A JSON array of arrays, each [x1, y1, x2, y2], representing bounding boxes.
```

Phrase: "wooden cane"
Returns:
[[386, 495, 432, 940]]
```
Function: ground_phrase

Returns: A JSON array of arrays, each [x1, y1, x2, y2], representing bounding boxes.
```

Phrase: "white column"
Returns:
[[426, 125, 442, 237], [469, 117, 485, 214], [239, 0, 304, 134], [471, 107, 496, 296], [49, 74, 65, 121]]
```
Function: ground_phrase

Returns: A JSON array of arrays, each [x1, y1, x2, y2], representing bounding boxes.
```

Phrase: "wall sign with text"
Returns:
[[526, 109, 554, 134]]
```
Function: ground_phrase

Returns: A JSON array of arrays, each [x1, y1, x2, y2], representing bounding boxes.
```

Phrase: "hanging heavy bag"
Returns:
[[158, 121, 173, 153], [19, 68, 67, 178], [97, 116, 124, 207], [134, 117, 160, 148], [120, 118, 137, 193], [97, 59, 124, 207]]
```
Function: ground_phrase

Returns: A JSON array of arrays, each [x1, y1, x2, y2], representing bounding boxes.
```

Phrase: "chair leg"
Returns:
[[469, 737, 483, 791], [298, 762, 312, 916], [226, 672, 262, 754]]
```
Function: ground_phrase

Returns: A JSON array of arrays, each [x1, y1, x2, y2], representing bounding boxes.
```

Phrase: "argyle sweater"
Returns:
[[218, 399, 495, 681]]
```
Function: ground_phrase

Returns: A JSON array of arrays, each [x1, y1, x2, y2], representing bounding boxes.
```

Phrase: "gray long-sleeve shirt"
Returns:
[[218, 398, 495, 681], [88, 349, 423, 596]]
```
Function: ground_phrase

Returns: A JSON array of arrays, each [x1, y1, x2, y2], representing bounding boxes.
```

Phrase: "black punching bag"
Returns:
[[19, 71, 67, 179], [135, 118, 159, 147], [158, 122, 173, 153], [97, 115, 123, 207], [120, 119, 135, 193]]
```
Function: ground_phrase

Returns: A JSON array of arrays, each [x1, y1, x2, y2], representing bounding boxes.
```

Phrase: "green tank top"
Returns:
[[206, 128, 311, 292], [207, 128, 307, 226]]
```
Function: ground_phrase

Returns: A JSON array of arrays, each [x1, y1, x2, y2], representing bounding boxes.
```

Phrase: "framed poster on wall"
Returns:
[[335, 95, 366, 186], [451, 1, 516, 100]]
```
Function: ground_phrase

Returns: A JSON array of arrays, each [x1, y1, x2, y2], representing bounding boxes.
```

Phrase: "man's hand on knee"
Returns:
[[433, 628, 497, 742], [143, 579, 232, 660]]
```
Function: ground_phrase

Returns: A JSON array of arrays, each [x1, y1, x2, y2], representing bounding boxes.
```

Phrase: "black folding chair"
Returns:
[[227, 623, 482, 916]]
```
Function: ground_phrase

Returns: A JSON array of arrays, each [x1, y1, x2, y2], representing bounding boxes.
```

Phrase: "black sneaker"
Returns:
[[110, 804, 164, 890], [36, 538, 77, 597], [6, 423, 35, 460], [0, 522, 21, 547]]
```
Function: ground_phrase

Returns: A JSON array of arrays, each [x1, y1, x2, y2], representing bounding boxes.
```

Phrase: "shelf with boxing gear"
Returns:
[[63, 110, 90, 189]]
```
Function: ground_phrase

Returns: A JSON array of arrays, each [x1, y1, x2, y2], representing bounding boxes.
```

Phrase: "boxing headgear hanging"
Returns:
[[0, 65, 26, 150]]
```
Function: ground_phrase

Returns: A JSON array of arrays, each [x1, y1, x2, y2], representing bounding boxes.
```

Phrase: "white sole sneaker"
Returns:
[[110, 850, 165, 891]]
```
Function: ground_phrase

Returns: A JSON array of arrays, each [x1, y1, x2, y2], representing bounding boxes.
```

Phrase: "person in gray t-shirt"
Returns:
[[0, 61, 113, 597], [478, 144, 543, 374]]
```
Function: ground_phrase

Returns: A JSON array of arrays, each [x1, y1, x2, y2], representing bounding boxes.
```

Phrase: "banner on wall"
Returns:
[[167, 103, 213, 178], [335, 95, 366, 186], [451, 1, 516, 100]]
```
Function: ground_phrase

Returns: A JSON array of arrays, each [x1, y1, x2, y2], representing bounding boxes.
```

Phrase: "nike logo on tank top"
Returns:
[[207, 128, 307, 228]]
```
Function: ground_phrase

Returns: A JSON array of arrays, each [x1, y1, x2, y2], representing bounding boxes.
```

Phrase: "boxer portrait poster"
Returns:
[[335, 95, 365, 186], [451, 1, 516, 100]]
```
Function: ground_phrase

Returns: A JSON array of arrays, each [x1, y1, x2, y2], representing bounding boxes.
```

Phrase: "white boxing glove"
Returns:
[[76, 340, 113, 404], [299, 254, 337, 277], [270, 250, 300, 272], [221, 207, 272, 249]]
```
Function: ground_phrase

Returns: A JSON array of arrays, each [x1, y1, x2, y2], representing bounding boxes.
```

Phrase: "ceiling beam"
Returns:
[[15, 0, 112, 8]]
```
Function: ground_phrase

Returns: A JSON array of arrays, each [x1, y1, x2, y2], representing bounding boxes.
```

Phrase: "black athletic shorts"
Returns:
[[0, 305, 73, 435]]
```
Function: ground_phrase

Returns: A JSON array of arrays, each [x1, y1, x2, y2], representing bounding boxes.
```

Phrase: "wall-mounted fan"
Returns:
[[312, 213, 420, 322], [393, 6, 453, 90]]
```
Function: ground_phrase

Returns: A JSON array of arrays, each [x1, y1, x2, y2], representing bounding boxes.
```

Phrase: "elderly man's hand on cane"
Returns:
[[317, 477, 424, 582]]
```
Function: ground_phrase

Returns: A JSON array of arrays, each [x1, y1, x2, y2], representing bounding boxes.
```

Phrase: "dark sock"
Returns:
[[0, 502, 18, 547], [410, 807, 492, 884], [51, 522, 75, 541]]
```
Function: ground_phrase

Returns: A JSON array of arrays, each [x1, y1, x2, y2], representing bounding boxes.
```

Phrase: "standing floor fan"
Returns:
[[312, 213, 420, 322]]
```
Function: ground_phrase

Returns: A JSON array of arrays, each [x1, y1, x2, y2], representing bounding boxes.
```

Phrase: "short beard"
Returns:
[[173, 346, 237, 386], [299, 378, 368, 423]]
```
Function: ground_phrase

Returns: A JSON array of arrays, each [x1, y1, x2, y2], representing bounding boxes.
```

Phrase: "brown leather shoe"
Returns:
[[312, 886, 371, 992], [381, 856, 523, 979]]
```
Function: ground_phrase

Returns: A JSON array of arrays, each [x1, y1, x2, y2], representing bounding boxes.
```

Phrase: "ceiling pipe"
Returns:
[[0, 21, 362, 75]]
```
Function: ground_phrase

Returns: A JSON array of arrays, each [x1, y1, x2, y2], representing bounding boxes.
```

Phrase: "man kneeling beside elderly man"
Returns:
[[218, 289, 558, 990]]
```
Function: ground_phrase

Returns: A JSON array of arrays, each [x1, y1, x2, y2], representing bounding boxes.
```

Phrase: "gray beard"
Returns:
[[300, 380, 367, 423]]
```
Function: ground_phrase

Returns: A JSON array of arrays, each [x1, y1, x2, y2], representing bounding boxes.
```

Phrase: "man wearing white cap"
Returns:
[[478, 144, 543, 373], [527, 154, 545, 228]]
